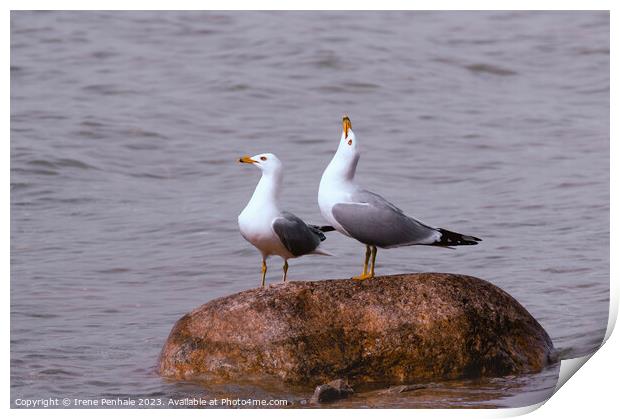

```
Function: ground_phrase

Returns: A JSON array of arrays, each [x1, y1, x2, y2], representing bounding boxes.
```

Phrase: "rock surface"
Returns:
[[158, 273, 554, 386]]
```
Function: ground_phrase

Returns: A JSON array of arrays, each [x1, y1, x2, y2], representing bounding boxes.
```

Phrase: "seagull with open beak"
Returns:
[[318, 116, 481, 280]]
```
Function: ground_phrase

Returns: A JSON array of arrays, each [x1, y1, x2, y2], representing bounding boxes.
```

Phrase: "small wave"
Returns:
[[317, 81, 380, 94], [11, 25, 55, 35], [91, 50, 118, 60], [101, 308, 121, 314], [418, 115, 435, 120], [36, 197, 95, 205], [576, 47, 609, 56], [176, 27, 219, 37], [74, 129, 106, 140], [465, 63, 517, 76], [344, 81, 380, 89], [12, 167, 58, 176], [26, 159, 55, 169], [124, 143, 160, 150], [447, 38, 498, 46], [574, 283, 597, 289], [80, 120, 105, 128], [96, 268, 131, 274], [472, 144, 494, 151], [227, 83, 251, 92], [38, 368, 79, 377], [82, 83, 140, 96], [519, 204, 545, 210], [432, 56, 460, 66], [13, 111, 67, 121], [27, 158, 97, 170], [14, 312, 60, 319], [128, 172, 169, 179], [540, 267, 591, 274], [556, 180, 600, 188], [40, 37, 63, 44], [313, 55, 342, 69], [11, 182, 31, 191], [122, 128, 168, 140]]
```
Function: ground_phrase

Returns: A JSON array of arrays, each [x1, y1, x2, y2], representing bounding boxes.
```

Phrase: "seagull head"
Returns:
[[238, 152, 283, 175], [332, 115, 360, 174], [320, 115, 361, 182], [338, 115, 359, 154]]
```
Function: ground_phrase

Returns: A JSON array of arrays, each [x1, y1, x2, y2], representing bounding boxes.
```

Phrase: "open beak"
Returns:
[[342, 115, 351, 138], [238, 155, 257, 164]]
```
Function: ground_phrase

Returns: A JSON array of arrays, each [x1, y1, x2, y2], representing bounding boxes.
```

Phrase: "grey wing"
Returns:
[[331, 189, 440, 248], [272, 212, 323, 257]]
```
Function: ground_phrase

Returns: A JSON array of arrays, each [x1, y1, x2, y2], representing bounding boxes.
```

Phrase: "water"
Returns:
[[11, 11, 609, 408]]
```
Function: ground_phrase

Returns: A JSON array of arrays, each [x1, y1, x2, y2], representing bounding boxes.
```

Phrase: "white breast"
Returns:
[[238, 204, 292, 259]]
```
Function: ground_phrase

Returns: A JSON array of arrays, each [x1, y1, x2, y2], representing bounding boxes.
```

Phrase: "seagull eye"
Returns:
[[347, 139, 353, 146], [260, 156, 267, 161]]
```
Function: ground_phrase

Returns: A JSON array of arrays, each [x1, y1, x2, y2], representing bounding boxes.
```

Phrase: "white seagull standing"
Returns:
[[318, 116, 481, 281], [238, 153, 333, 287]]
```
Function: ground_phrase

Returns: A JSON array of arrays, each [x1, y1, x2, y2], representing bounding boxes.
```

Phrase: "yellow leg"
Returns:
[[363, 246, 371, 275], [261, 259, 267, 287], [369, 246, 377, 278], [282, 260, 289, 283], [352, 246, 372, 281]]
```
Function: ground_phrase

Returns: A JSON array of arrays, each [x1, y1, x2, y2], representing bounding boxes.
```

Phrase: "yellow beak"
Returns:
[[238, 155, 257, 164], [342, 115, 352, 138]]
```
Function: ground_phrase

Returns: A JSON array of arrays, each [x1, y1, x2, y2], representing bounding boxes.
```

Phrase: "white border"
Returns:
[[2, 0, 618, 10], [4, 1, 616, 418]]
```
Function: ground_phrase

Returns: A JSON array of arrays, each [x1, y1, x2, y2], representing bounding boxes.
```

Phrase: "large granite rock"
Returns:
[[158, 273, 554, 386]]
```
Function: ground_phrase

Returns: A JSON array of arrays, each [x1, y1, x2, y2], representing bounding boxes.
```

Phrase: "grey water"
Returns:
[[11, 11, 609, 408]]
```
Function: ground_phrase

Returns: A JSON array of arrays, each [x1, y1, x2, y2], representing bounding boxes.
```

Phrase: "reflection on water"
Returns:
[[169, 364, 559, 409], [11, 11, 608, 408]]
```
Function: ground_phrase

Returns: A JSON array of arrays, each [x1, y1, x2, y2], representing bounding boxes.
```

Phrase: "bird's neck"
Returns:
[[322, 149, 359, 185], [249, 171, 282, 210]]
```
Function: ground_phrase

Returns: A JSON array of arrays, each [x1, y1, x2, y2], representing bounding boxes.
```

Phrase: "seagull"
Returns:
[[318, 116, 481, 280], [238, 153, 333, 287]]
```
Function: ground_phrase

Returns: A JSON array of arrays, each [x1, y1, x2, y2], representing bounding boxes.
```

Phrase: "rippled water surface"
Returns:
[[11, 11, 609, 408]]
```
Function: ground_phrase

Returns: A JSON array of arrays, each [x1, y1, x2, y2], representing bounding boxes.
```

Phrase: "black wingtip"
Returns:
[[435, 228, 482, 246], [307, 224, 336, 242], [310, 224, 336, 233]]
